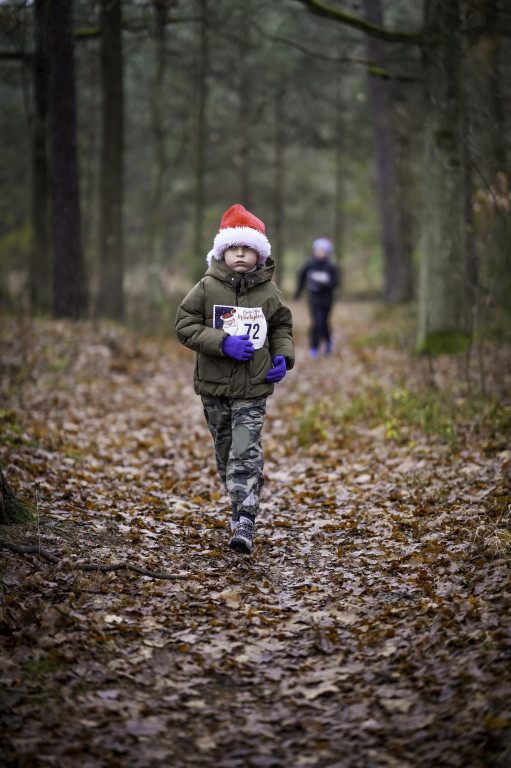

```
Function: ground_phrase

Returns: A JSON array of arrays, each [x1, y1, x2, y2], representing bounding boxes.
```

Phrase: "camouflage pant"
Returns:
[[201, 395, 267, 521]]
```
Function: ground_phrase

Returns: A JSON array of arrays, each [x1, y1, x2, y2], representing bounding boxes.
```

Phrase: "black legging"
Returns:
[[309, 293, 333, 349]]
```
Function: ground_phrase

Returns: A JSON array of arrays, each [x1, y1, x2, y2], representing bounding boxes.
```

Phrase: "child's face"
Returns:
[[224, 246, 258, 273]]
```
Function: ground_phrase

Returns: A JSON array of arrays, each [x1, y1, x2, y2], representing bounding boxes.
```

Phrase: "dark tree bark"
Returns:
[[393, 86, 417, 300], [464, 2, 510, 313], [466, 0, 507, 179], [238, 7, 251, 210], [147, 0, 168, 312], [489, 45, 507, 177], [273, 88, 285, 286], [30, 0, 51, 313], [334, 67, 344, 283], [191, 0, 208, 283], [97, 0, 124, 320], [362, 0, 411, 303], [47, 0, 86, 318], [0, 470, 31, 525], [417, 0, 471, 353]]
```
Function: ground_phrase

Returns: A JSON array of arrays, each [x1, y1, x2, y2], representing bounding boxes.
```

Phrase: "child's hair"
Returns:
[[206, 204, 271, 265]]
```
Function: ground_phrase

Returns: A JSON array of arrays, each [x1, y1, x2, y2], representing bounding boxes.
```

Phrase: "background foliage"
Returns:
[[0, 0, 510, 339]]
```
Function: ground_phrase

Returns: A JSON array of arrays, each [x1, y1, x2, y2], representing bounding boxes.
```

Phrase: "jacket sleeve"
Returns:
[[294, 263, 308, 299], [268, 293, 295, 370], [175, 280, 226, 357]]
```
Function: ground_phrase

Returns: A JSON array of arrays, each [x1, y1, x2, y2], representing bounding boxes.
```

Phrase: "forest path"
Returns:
[[1, 302, 510, 767]]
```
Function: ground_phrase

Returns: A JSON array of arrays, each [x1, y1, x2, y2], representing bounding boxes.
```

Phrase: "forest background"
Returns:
[[0, 0, 510, 352]]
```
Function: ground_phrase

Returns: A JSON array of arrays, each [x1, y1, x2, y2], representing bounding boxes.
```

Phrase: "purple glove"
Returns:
[[222, 333, 254, 361], [265, 355, 287, 383]]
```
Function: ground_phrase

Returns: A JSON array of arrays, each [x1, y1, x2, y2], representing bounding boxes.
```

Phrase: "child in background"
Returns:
[[175, 204, 294, 554], [295, 237, 339, 358]]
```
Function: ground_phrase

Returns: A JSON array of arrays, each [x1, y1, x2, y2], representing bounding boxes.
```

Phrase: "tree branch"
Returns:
[[74, 14, 202, 38], [0, 538, 59, 563], [0, 51, 31, 60], [254, 21, 370, 65], [0, 13, 203, 57], [290, 0, 423, 44], [253, 21, 419, 81]]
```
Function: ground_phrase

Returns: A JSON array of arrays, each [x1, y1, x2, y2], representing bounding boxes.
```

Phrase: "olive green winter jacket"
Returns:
[[175, 257, 294, 399]]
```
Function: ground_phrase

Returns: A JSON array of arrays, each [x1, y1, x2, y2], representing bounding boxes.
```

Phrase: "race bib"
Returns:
[[309, 270, 331, 285], [214, 305, 267, 350]]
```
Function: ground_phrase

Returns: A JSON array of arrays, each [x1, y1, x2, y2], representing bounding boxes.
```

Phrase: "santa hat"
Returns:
[[313, 238, 333, 255], [206, 204, 271, 265]]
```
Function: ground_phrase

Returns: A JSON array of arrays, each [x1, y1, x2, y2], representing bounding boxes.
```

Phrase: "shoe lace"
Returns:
[[236, 516, 254, 538]]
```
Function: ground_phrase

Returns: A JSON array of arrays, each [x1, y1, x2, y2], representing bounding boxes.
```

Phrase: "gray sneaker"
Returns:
[[229, 516, 255, 554]]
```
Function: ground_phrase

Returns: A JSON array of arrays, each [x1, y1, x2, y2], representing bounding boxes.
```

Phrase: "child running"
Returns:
[[295, 237, 339, 358], [175, 204, 294, 553]]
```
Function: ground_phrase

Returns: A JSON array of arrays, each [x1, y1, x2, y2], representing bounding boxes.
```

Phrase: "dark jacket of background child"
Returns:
[[295, 257, 339, 300]]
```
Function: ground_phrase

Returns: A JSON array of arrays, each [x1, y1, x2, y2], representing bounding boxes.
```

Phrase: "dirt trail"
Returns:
[[1, 302, 510, 767]]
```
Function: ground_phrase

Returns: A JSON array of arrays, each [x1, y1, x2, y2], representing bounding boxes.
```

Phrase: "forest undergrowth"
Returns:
[[1, 301, 510, 768]]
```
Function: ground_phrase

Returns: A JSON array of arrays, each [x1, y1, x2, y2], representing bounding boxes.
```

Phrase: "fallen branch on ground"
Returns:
[[0, 538, 60, 564], [0, 538, 189, 580]]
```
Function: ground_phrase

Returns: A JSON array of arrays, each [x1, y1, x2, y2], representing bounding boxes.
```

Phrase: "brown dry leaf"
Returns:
[[1, 305, 510, 768], [302, 682, 340, 700], [379, 697, 414, 714], [216, 587, 241, 608]]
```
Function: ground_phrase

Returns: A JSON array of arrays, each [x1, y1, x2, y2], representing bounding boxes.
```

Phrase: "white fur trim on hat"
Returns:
[[206, 226, 271, 266]]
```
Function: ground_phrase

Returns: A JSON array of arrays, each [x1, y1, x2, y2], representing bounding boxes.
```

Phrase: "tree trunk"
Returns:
[[30, 0, 51, 314], [238, 9, 251, 209], [97, 0, 124, 320], [0, 470, 31, 525], [489, 44, 507, 177], [147, 0, 168, 312], [417, 0, 471, 354], [470, 1, 507, 178], [191, 0, 208, 283], [464, 2, 509, 312], [273, 89, 285, 286], [393, 87, 416, 301], [362, 0, 411, 303], [334, 66, 344, 285], [47, 0, 86, 319]]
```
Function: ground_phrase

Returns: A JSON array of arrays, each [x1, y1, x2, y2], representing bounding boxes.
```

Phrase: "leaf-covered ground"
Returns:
[[1, 302, 510, 768]]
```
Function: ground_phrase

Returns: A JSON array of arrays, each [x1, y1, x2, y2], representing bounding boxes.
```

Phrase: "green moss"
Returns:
[[336, 383, 510, 448], [1, 495, 35, 524], [351, 330, 402, 349], [295, 401, 331, 446], [23, 656, 63, 682], [0, 410, 21, 447], [0, 469, 35, 524], [417, 331, 471, 355], [368, 65, 389, 79], [47, 357, 70, 372], [0, 411, 39, 450], [0, 222, 31, 267]]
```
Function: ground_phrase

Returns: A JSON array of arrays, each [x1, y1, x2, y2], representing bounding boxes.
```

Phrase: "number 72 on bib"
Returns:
[[214, 305, 268, 350]]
